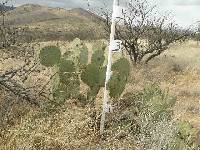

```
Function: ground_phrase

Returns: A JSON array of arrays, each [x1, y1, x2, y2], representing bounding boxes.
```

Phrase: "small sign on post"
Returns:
[[109, 40, 122, 52]]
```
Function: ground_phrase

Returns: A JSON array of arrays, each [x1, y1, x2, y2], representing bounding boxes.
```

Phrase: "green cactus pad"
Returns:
[[59, 59, 75, 73], [112, 58, 130, 77], [91, 50, 105, 67], [99, 67, 106, 87], [81, 64, 101, 88], [108, 74, 127, 99], [39, 46, 61, 67], [53, 76, 80, 101], [87, 86, 101, 100], [58, 59, 76, 83], [93, 41, 107, 51], [107, 58, 130, 99], [79, 45, 89, 65]]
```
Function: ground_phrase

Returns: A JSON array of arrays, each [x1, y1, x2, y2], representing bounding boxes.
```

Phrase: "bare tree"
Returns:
[[101, 0, 188, 64], [0, 0, 9, 26], [196, 23, 200, 45], [0, 0, 19, 48]]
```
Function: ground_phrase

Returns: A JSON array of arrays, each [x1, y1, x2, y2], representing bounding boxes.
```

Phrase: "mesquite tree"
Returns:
[[0, 1, 19, 48], [102, 0, 188, 64], [196, 24, 200, 45]]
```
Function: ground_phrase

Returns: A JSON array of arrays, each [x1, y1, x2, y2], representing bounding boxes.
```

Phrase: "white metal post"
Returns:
[[100, 0, 117, 135]]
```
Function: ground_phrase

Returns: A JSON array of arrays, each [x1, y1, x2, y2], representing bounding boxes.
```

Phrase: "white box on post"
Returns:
[[109, 40, 122, 52]]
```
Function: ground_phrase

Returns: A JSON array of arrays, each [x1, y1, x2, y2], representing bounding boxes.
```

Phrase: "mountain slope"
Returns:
[[2, 4, 106, 41]]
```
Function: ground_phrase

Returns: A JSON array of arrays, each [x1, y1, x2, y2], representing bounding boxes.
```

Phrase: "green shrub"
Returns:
[[120, 85, 178, 149], [175, 121, 200, 149]]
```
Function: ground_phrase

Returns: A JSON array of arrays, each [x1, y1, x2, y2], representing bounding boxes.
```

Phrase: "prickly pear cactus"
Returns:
[[92, 41, 107, 52], [81, 46, 106, 100], [91, 49, 105, 67], [79, 45, 89, 66], [58, 58, 75, 79], [63, 38, 89, 68], [39, 44, 81, 102], [39, 46, 61, 67], [81, 64, 105, 89], [53, 75, 80, 100], [39, 39, 131, 104], [108, 74, 127, 99], [112, 58, 130, 77], [108, 58, 130, 99]]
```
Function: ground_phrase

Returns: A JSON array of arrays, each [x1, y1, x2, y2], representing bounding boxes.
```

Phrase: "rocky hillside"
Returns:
[[1, 4, 106, 41]]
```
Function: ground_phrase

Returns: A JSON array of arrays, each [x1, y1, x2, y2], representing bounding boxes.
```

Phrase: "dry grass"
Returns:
[[1, 40, 200, 149], [127, 40, 200, 129]]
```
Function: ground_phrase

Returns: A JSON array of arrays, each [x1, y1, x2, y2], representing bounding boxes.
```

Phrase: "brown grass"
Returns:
[[1, 40, 200, 149]]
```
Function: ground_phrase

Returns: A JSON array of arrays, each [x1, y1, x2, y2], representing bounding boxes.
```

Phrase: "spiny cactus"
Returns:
[[108, 58, 130, 99], [59, 59, 75, 73], [63, 39, 88, 68], [91, 49, 105, 67], [53, 74, 80, 101], [58, 59, 76, 84], [108, 74, 127, 99], [39, 39, 131, 104], [39, 46, 61, 67], [112, 58, 130, 77], [81, 64, 104, 89], [79, 45, 89, 66], [81, 47, 106, 99], [92, 41, 107, 51], [39, 44, 81, 102]]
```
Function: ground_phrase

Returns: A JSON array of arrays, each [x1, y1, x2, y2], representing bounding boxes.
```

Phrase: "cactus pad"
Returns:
[[81, 64, 101, 88], [39, 46, 61, 67], [108, 74, 127, 99], [108, 58, 130, 99], [112, 58, 130, 77], [91, 50, 105, 67], [79, 45, 89, 65], [93, 41, 107, 51]]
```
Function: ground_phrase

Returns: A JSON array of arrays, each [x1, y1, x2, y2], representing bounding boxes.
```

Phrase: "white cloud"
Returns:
[[154, 0, 200, 27]]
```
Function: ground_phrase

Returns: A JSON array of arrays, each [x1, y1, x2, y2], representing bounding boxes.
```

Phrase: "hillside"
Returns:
[[1, 4, 106, 41]]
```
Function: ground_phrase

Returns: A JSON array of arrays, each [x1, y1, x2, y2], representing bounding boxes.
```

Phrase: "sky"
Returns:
[[4, 0, 200, 28]]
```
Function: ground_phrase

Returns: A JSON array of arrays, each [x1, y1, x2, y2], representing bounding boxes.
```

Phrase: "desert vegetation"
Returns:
[[0, 0, 200, 150]]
